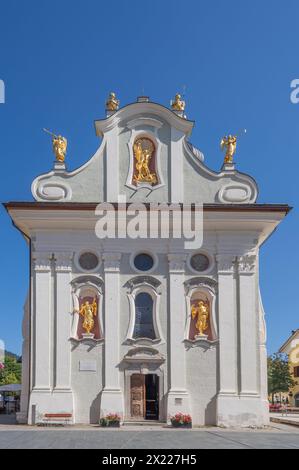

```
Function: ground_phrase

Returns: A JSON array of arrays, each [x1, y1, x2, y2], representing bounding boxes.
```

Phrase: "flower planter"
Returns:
[[170, 413, 192, 428], [100, 414, 121, 428], [171, 422, 192, 429]]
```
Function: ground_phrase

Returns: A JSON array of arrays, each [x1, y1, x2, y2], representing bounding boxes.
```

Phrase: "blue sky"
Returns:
[[0, 0, 298, 355]]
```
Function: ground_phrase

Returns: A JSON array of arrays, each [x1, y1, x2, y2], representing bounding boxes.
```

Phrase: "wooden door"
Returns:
[[130, 374, 145, 419]]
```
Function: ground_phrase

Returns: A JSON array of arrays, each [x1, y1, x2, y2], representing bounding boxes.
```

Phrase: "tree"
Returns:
[[268, 352, 296, 402], [0, 355, 21, 386]]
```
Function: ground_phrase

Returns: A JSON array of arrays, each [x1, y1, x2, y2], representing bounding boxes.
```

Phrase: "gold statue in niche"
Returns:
[[220, 134, 237, 164], [79, 297, 97, 334], [133, 138, 157, 185], [171, 93, 185, 111], [191, 299, 209, 336], [106, 92, 119, 111], [43, 128, 67, 163]]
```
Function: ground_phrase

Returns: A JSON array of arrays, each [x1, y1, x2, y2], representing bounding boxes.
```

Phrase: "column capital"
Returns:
[[32, 252, 52, 272], [216, 254, 235, 273], [103, 252, 122, 271], [167, 253, 187, 272], [54, 252, 73, 272], [237, 254, 256, 274]]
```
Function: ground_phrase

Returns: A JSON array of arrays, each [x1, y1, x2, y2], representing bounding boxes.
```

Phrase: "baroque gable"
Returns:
[[31, 98, 258, 204]]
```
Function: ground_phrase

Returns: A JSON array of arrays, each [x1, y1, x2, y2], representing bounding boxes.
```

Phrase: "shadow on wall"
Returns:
[[89, 392, 101, 424], [205, 395, 217, 425]]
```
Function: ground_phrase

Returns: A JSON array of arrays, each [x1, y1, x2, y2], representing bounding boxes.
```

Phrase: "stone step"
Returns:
[[123, 420, 166, 427]]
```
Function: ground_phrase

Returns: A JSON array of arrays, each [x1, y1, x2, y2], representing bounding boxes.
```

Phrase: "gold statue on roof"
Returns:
[[106, 92, 119, 111], [191, 299, 209, 336], [43, 128, 67, 163], [171, 93, 185, 111], [220, 134, 237, 164]]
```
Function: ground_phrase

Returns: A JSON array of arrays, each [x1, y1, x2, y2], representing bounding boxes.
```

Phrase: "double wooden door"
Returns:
[[130, 373, 159, 420]]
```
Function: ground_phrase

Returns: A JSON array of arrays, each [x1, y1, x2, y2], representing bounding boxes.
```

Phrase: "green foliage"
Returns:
[[0, 354, 22, 386], [268, 352, 296, 395]]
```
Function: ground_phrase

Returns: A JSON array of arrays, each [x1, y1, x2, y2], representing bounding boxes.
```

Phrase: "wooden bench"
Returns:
[[42, 413, 73, 426]]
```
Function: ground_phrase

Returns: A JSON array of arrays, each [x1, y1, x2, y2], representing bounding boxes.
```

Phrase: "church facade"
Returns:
[[5, 95, 290, 427]]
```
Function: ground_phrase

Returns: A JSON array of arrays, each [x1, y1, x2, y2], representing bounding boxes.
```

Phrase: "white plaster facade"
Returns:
[[5, 97, 290, 427]]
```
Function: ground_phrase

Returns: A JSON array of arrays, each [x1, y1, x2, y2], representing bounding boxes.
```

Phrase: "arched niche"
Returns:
[[184, 278, 218, 346], [71, 276, 104, 342], [125, 125, 165, 191]]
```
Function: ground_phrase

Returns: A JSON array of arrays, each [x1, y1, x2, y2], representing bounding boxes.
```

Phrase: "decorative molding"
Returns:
[[123, 347, 165, 365], [184, 277, 217, 294], [126, 117, 163, 130], [32, 252, 52, 272], [237, 254, 256, 274], [216, 254, 236, 273], [168, 254, 187, 272], [103, 252, 121, 271], [126, 276, 161, 294], [54, 252, 73, 272]]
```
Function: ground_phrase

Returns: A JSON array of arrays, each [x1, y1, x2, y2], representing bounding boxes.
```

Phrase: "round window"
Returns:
[[78, 252, 99, 271], [134, 253, 154, 272], [190, 253, 210, 272]]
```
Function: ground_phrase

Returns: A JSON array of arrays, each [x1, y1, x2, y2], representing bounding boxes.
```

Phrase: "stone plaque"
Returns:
[[79, 360, 97, 372]]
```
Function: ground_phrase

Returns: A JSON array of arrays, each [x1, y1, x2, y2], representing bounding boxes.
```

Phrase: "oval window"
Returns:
[[190, 253, 210, 272], [78, 252, 99, 271], [134, 253, 154, 272]]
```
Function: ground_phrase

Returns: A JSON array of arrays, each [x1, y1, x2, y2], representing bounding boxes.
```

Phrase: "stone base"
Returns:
[[28, 389, 74, 425], [82, 333, 95, 340], [166, 389, 191, 423], [100, 388, 124, 420], [194, 333, 208, 341], [216, 393, 269, 427], [53, 161, 66, 172], [221, 162, 235, 172]]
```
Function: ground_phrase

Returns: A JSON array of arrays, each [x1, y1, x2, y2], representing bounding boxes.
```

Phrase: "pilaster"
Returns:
[[100, 253, 124, 418], [166, 254, 191, 420]]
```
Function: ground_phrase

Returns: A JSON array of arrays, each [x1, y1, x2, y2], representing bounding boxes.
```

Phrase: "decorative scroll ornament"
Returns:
[[79, 297, 97, 334], [133, 138, 157, 185], [43, 129, 67, 163], [105, 91, 119, 111], [191, 300, 209, 337], [237, 254, 256, 273], [220, 134, 237, 164], [171, 93, 185, 111]]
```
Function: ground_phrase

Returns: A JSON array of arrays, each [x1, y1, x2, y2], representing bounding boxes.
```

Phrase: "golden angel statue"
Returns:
[[133, 138, 157, 184], [191, 300, 209, 336], [79, 298, 97, 334], [106, 92, 120, 111], [171, 93, 185, 111], [220, 134, 237, 164], [43, 129, 67, 163]]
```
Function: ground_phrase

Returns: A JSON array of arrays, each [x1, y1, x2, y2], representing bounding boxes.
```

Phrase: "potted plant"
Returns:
[[100, 413, 121, 428], [170, 413, 192, 428]]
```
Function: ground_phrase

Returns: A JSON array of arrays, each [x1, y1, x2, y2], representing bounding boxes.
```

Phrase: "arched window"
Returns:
[[133, 292, 156, 340]]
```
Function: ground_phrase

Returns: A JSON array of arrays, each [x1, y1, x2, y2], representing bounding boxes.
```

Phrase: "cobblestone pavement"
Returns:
[[0, 423, 298, 449]]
